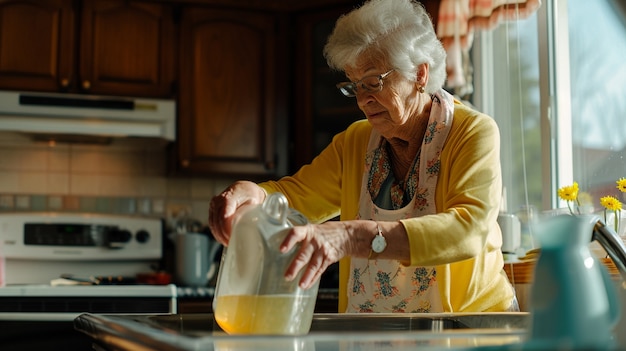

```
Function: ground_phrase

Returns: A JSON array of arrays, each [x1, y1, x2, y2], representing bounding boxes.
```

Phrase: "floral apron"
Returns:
[[346, 90, 454, 313]]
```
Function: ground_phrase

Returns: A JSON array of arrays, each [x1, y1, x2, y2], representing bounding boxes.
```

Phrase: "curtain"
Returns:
[[436, 0, 541, 96]]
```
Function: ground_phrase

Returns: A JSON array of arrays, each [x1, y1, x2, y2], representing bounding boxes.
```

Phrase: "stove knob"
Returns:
[[135, 230, 150, 243]]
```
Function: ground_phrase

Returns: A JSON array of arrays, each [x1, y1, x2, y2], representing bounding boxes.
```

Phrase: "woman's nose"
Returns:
[[356, 91, 375, 107]]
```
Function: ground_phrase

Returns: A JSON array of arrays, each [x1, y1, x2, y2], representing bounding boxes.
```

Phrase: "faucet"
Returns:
[[592, 219, 626, 281], [592, 219, 626, 348]]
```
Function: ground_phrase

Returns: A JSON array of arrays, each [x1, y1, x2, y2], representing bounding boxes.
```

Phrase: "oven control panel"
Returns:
[[0, 213, 163, 260], [24, 223, 148, 248]]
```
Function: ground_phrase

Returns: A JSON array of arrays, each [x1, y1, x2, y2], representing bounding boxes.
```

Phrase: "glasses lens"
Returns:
[[336, 82, 357, 97], [360, 76, 383, 91]]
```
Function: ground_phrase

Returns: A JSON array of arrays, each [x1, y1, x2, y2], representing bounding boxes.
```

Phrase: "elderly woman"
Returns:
[[209, 0, 516, 313]]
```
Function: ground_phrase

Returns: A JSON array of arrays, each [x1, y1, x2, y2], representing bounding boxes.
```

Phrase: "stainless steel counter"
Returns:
[[74, 312, 529, 351]]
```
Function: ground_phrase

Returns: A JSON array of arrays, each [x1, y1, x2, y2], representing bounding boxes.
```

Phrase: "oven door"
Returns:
[[0, 285, 177, 351], [1, 318, 95, 351]]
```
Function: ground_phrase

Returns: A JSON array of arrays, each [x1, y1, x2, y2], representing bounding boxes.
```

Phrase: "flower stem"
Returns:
[[567, 201, 573, 215]]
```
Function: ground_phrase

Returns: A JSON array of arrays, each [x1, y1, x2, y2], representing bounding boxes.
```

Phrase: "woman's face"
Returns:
[[344, 57, 423, 140]]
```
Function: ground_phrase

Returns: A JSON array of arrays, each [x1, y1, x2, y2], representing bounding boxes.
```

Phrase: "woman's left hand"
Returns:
[[280, 221, 356, 289]]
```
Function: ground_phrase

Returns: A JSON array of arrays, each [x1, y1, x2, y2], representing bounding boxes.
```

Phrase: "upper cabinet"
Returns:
[[175, 6, 286, 177], [79, 0, 176, 97], [0, 0, 176, 98], [0, 0, 75, 93], [292, 6, 364, 171]]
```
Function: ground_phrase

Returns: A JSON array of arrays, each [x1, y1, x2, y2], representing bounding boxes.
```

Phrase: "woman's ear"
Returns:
[[416, 63, 429, 87]]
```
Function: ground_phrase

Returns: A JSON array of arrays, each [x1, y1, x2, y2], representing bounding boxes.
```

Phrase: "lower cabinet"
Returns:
[[0, 320, 93, 351]]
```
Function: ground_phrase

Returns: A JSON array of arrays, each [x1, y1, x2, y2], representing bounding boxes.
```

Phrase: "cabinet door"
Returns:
[[293, 7, 363, 170], [177, 7, 279, 176], [79, 0, 176, 97], [0, 0, 75, 92]]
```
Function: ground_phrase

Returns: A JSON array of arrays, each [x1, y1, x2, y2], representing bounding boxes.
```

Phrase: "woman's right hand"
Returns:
[[208, 180, 266, 246]]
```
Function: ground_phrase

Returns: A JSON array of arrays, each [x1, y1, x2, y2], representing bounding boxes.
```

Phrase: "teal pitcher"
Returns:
[[529, 214, 620, 349]]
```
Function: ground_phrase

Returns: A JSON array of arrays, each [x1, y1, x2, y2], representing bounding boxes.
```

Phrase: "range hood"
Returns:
[[0, 91, 176, 141]]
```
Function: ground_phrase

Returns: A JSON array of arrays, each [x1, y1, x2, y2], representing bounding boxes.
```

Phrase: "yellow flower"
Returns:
[[557, 182, 579, 201], [558, 179, 625, 231], [557, 182, 580, 214], [600, 195, 623, 233], [617, 178, 626, 193], [600, 196, 622, 211]]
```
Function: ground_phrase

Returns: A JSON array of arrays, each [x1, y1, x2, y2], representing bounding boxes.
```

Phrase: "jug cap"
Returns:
[[262, 192, 289, 225]]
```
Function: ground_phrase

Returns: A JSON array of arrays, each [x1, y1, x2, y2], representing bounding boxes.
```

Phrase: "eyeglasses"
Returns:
[[336, 69, 395, 97]]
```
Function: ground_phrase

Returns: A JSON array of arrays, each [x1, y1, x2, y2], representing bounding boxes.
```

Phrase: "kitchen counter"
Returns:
[[74, 312, 528, 351]]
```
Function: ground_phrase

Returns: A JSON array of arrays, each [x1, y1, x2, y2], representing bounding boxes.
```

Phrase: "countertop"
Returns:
[[73, 312, 529, 351]]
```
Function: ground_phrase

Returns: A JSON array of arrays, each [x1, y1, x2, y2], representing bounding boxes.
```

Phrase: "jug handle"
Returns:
[[600, 262, 621, 326], [208, 240, 222, 261]]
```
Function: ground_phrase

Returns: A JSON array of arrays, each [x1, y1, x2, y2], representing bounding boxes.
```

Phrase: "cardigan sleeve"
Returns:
[[402, 104, 502, 267], [259, 119, 371, 224]]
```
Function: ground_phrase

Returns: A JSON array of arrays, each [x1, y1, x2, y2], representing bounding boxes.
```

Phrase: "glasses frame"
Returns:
[[336, 69, 395, 97]]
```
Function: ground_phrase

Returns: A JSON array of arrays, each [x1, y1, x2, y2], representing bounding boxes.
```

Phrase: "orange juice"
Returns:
[[214, 294, 315, 335]]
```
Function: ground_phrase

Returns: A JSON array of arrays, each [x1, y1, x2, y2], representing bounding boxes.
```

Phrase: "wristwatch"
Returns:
[[369, 223, 387, 258]]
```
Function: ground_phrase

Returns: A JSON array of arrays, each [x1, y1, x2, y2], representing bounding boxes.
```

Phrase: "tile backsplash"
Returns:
[[0, 132, 237, 228]]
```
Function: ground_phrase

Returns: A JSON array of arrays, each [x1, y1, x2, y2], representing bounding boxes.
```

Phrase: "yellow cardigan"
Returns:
[[260, 101, 513, 313]]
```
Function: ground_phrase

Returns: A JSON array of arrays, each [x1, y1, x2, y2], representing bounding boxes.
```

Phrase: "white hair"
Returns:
[[323, 0, 447, 93]]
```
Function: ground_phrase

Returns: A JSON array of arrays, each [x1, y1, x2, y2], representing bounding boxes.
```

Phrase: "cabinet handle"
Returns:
[[60, 78, 70, 88], [181, 160, 190, 168], [82, 80, 91, 90]]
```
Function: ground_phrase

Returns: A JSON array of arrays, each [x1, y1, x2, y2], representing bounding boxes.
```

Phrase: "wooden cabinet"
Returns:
[[0, 0, 75, 92], [79, 0, 176, 97], [292, 6, 363, 170], [0, 0, 175, 97], [175, 6, 287, 177]]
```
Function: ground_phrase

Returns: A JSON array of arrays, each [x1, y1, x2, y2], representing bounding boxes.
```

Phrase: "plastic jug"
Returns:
[[212, 192, 318, 335], [528, 214, 620, 349]]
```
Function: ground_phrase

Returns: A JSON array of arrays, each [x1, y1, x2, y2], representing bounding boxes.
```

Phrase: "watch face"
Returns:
[[372, 235, 387, 253]]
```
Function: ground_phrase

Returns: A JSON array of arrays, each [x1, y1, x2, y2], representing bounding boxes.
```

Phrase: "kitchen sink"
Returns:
[[75, 312, 530, 351], [309, 312, 529, 332], [126, 312, 529, 335]]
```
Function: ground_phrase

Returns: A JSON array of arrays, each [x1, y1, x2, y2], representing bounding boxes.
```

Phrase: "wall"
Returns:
[[0, 132, 237, 229]]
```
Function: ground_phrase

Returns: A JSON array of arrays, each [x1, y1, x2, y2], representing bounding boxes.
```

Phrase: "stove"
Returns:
[[1, 212, 164, 285], [0, 212, 177, 321]]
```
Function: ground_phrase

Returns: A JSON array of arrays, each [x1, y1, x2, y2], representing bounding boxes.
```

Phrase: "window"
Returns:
[[473, 0, 626, 216], [568, 0, 626, 207], [473, 8, 542, 216]]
